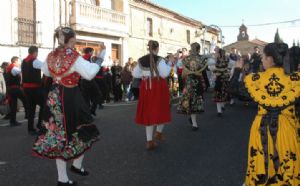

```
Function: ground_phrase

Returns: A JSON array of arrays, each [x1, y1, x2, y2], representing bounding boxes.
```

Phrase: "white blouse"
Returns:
[[132, 58, 171, 79]]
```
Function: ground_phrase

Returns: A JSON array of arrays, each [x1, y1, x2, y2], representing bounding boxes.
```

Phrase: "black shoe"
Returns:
[[98, 105, 104, 109], [188, 117, 192, 125], [10, 121, 21, 127], [217, 113, 223, 117], [57, 180, 77, 186], [70, 165, 89, 176], [192, 126, 199, 131]]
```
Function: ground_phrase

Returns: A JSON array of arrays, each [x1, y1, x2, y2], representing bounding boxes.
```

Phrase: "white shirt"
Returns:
[[32, 59, 44, 70], [40, 49, 106, 80], [11, 67, 21, 76], [132, 58, 171, 79], [41, 56, 100, 81]]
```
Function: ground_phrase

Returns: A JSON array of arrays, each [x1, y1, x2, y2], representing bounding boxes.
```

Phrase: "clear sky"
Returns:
[[152, 0, 300, 47]]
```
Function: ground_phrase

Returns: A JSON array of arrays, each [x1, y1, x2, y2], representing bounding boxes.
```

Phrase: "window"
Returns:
[[17, 0, 36, 45], [186, 30, 191, 44], [147, 18, 153, 37]]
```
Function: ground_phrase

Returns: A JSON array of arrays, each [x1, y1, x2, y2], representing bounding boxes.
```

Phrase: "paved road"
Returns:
[[0, 93, 257, 186]]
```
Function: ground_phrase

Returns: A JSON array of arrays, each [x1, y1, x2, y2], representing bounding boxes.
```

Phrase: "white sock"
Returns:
[[73, 154, 84, 170], [230, 99, 235, 104], [146, 126, 154, 141], [191, 114, 197, 127], [156, 125, 164, 133], [56, 159, 69, 183], [217, 103, 222, 113]]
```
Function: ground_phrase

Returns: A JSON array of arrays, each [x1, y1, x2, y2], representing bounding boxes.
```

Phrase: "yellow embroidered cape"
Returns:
[[244, 68, 300, 108]]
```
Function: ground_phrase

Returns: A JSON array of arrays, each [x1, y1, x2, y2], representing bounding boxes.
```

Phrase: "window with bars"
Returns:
[[17, 0, 36, 46]]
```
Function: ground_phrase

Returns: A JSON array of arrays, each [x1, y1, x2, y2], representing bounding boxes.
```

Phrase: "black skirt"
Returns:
[[32, 84, 99, 161]]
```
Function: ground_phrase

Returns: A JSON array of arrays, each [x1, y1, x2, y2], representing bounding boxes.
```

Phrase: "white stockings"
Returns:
[[145, 125, 165, 141], [56, 159, 68, 183], [190, 114, 197, 127]]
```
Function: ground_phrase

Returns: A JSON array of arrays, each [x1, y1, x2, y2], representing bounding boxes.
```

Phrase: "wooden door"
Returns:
[[111, 44, 119, 61]]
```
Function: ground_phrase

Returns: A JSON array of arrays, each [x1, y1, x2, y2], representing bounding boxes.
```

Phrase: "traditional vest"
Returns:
[[21, 57, 42, 88], [6, 63, 21, 87], [47, 48, 80, 88]]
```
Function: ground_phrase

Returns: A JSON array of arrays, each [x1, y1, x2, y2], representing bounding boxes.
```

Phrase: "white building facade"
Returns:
[[0, 0, 219, 65], [0, 0, 61, 62], [128, 0, 221, 60], [0, 0, 129, 64]]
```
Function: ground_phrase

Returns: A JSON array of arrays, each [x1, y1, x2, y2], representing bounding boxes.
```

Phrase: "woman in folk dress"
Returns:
[[32, 27, 105, 186], [132, 40, 171, 150]]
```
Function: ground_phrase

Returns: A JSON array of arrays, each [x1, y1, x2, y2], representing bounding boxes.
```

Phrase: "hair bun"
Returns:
[[264, 42, 289, 67]]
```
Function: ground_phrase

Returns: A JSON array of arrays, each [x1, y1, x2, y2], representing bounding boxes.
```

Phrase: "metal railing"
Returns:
[[74, 1, 126, 25], [15, 17, 38, 46]]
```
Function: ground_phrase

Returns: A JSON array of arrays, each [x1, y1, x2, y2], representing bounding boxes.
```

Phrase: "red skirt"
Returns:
[[135, 78, 171, 126]]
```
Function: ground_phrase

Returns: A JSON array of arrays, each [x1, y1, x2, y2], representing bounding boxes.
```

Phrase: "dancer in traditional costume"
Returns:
[[21, 46, 45, 135], [32, 27, 105, 186], [242, 43, 300, 186], [6, 56, 29, 126], [177, 43, 207, 130], [213, 48, 230, 117], [132, 40, 171, 150]]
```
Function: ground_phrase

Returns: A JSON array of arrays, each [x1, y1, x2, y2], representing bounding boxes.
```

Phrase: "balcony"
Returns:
[[70, 1, 128, 37]]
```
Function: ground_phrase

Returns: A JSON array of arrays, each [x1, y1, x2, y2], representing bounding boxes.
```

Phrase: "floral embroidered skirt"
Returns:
[[177, 75, 205, 115], [135, 78, 171, 125], [32, 84, 99, 161], [213, 76, 230, 102], [245, 106, 300, 185]]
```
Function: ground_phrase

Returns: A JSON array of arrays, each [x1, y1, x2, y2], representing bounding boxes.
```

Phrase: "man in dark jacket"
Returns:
[[250, 46, 262, 73]]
